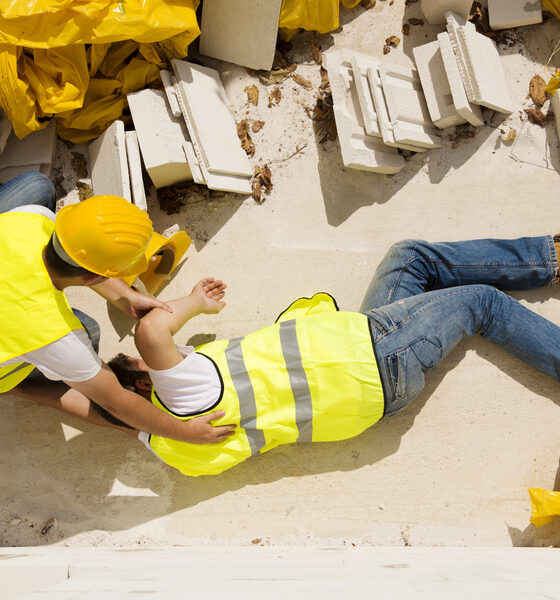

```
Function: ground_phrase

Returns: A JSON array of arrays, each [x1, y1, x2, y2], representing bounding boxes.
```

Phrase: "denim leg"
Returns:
[[368, 284, 560, 416], [0, 170, 56, 214], [360, 237, 557, 312]]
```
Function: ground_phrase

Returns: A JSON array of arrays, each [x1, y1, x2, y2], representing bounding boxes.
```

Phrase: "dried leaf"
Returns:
[[402, 23, 410, 36], [71, 152, 88, 178], [362, 0, 376, 7], [244, 85, 259, 106], [320, 67, 330, 91], [251, 163, 272, 202], [41, 518, 56, 535], [385, 36, 400, 47], [304, 105, 314, 119], [251, 178, 262, 203], [529, 75, 547, 108], [500, 127, 517, 142], [405, 0, 419, 4], [268, 87, 282, 107], [252, 120, 265, 133], [261, 163, 272, 191], [245, 67, 256, 77], [237, 119, 255, 156], [383, 44, 391, 54], [76, 181, 93, 202], [407, 18, 424, 26], [311, 33, 322, 65], [525, 107, 547, 127], [292, 73, 313, 89], [259, 66, 295, 85]]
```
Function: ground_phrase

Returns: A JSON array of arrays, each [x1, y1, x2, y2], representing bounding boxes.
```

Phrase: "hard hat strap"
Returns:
[[52, 233, 82, 268]]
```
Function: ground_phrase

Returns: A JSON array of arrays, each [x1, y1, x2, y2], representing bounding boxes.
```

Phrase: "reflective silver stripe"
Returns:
[[0, 362, 32, 382], [279, 320, 313, 442], [225, 338, 266, 455]]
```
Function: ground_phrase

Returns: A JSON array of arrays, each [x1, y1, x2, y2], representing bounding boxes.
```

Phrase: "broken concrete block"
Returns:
[[324, 48, 404, 174], [413, 40, 466, 129], [171, 59, 252, 194], [350, 55, 382, 137], [420, 0, 473, 24], [127, 88, 192, 189], [89, 120, 131, 202], [375, 63, 442, 149], [125, 131, 147, 211], [182, 142, 205, 185], [0, 109, 12, 154], [438, 32, 484, 127], [446, 11, 513, 114], [200, 0, 282, 71], [0, 121, 57, 183], [160, 70, 182, 118], [172, 59, 252, 178], [488, 0, 542, 30]]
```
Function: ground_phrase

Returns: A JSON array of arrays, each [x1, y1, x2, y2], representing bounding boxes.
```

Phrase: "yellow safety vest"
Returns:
[[0, 212, 84, 392], [149, 293, 385, 476]]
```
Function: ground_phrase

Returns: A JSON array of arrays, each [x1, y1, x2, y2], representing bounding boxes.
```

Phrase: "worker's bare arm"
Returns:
[[66, 362, 234, 443], [92, 277, 172, 319], [7, 379, 138, 437], [135, 277, 226, 371]]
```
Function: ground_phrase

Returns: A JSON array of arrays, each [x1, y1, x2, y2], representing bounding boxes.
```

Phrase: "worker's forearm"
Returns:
[[92, 277, 133, 308]]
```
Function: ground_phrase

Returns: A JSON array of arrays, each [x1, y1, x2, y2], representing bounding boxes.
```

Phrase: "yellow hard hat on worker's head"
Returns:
[[54, 195, 153, 278]]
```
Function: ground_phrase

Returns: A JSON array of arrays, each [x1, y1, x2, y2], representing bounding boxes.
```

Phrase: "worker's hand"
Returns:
[[182, 410, 236, 444], [191, 277, 226, 314], [125, 288, 173, 320]]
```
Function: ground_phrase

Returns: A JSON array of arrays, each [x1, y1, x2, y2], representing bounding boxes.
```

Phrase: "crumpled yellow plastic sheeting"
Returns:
[[542, 0, 560, 20], [279, 0, 362, 36], [528, 487, 560, 527], [0, 0, 199, 142]]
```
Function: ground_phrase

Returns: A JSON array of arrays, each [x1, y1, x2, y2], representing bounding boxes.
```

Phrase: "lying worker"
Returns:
[[0, 170, 233, 444], [106, 234, 560, 476]]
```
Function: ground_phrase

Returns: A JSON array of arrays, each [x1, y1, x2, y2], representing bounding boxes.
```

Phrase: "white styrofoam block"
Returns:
[[412, 40, 466, 129], [438, 32, 484, 126], [160, 70, 182, 118], [0, 121, 56, 170], [127, 88, 192, 189], [171, 59, 253, 178], [324, 49, 404, 174], [89, 120, 131, 202], [420, 0, 473, 24], [350, 55, 382, 137], [125, 131, 147, 211], [377, 63, 442, 149], [200, 0, 282, 71], [172, 77, 252, 194], [449, 16, 513, 114], [488, 0, 542, 30], [0, 109, 12, 154]]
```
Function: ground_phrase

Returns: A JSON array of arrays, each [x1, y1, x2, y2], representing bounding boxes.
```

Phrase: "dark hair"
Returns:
[[44, 235, 97, 279], [108, 353, 148, 391], [90, 401, 134, 430]]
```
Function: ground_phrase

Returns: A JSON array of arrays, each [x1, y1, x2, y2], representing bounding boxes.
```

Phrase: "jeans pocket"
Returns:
[[385, 337, 442, 404]]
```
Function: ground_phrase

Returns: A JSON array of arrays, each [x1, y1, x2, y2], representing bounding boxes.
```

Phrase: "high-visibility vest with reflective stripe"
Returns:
[[148, 293, 384, 476], [0, 212, 84, 392]]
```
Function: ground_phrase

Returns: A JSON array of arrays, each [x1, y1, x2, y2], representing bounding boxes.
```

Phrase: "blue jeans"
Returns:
[[360, 237, 559, 417], [0, 171, 100, 380]]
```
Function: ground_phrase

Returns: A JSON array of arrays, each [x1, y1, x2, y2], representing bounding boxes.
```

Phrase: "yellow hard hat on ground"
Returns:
[[54, 195, 154, 278]]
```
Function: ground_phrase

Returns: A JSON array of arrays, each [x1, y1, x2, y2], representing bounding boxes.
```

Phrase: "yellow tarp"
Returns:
[[528, 488, 560, 527], [0, 0, 199, 142], [542, 0, 560, 21], [279, 0, 362, 36]]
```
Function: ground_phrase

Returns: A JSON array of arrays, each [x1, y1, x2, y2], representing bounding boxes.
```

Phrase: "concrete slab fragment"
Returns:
[[200, 0, 282, 71], [488, 0, 542, 30], [0, 121, 56, 170], [377, 63, 442, 149], [412, 40, 466, 129], [438, 32, 484, 126], [125, 131, 147, 211], [171, 59, 253, 178], [160, 70, 182, 118], [89, 119, 131, 202], [420, 0, 473, 24], [446, 11, 513, 114], [350, 55, 382, 137], [127, 88, 192, 189], [325, 48, 404, 174], [183, 142, 205, 185]]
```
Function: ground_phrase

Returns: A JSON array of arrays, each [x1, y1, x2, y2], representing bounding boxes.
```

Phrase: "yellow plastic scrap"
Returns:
[[542, 0, 560, 20], [546, 70, 560, 96], [279, 0, 362, 38], [528, 487, 560, 527]]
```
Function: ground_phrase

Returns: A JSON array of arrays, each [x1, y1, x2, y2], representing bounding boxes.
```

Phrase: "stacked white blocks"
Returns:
[[325, 48, 442, 175], [488, 0, 542, 30]]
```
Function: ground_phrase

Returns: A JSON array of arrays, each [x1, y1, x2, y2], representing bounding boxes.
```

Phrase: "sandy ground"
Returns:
[[1, 0, 560, 549]]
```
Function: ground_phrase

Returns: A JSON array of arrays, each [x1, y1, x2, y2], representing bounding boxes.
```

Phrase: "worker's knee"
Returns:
[[22, 170, 56, 211]]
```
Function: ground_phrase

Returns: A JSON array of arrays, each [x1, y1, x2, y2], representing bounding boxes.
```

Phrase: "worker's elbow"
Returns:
[[135, 311, 163, 348]]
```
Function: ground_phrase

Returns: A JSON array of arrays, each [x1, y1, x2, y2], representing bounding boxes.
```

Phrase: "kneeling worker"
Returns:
[[0, 171, 233, 444], [109, 234, 560, 476]]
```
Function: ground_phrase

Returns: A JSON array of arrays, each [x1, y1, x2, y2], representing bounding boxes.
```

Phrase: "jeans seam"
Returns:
[[546, 234, 557, 286]]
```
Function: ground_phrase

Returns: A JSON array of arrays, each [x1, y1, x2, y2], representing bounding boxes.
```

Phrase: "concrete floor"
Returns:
[[1, 1, 560, 548]]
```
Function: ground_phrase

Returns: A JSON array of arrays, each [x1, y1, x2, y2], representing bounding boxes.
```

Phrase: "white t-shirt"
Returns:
[[138, 344, 222, 451], [0, 205, 102, 382]]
